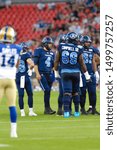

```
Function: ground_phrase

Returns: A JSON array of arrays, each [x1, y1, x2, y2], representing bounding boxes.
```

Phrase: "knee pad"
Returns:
[[64, 92, 72, 96]]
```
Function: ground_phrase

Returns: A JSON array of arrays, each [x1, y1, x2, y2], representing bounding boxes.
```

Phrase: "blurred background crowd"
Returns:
[[0, 0, 100, 50]]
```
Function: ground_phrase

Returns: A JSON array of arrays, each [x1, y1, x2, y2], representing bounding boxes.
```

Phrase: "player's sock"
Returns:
[[19, 95, 24, 109], [29, 108, 33, 112], [20, 109, 25, 116], [9, 106, 17, 138], [44, 91, 50, 108], [58, 94, 63, 109], [63, 94, 71, 112], [87, 105, 92, 114], [28, 94, 33, 108], [9, 106, 17, 122], [73, 95, 80, 112], [10, 123, 18, 138]]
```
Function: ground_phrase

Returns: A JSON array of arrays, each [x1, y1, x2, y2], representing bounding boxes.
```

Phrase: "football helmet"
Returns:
[[78, 34, 83, 42], [82, 35, 92, 48], [19, 42, 29, 52], [42, 36, 54, 50], [0, 26, 16, 43], [59, 34, 68, 43], [67, 32, 78, 44], [82, 35, 92, 43]]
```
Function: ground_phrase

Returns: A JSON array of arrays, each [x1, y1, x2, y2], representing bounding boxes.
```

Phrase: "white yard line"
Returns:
[[0, 144, 10, 147], [0, 135, 99, 141], [0, 118, 99, 124], [0, 125, 99, 131]]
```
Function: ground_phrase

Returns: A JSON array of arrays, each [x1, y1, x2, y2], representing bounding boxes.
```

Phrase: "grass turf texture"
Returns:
[[0, 90, 100, 150]]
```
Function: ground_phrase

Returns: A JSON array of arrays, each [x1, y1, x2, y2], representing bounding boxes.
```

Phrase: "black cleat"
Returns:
[[92, 108, 100, 115], [87, 107, 92, 114], [44, 107, 56, 115], [57, 108, 63, 116], [80, 108, 88, 115]]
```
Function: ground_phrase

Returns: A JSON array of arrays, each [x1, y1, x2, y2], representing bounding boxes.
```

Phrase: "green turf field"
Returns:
[[0, 90, 100, 150]]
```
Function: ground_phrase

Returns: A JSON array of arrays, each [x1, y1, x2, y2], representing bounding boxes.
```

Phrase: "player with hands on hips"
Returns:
[[34, 36, 56, 115]]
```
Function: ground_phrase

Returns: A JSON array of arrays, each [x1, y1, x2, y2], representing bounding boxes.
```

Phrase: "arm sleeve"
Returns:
[[94, 47, 100, 56], [26, 53, 31, 60], [33, 48, 40, 65], [57, 44, 61, 52]]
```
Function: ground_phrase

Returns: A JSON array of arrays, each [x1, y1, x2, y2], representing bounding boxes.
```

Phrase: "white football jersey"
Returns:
[[0, 43, 21, 79]]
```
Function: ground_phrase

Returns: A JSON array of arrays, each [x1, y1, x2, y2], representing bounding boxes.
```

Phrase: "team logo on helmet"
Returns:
[[0, 26, 16, 43], [67, 32, 78, 44], [41, 36, 54, 50], [42, 36, 54, 44], [82, 35, 92, 43]]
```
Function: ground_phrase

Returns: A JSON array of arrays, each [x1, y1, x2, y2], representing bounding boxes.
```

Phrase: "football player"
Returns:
[[54, 32, 91, 118], [16, 42, 37, 117], [56, 34, 68, 116], [0, 25, 21, 138], [80, 35, 100, 115], [34, 36, 56, 115]]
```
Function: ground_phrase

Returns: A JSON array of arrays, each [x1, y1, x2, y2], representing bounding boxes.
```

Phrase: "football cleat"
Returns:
[[57, 108, 63, 116], [21, 111, 26, 117], [44, 107, 56, 115], [0, 25, 16, 43], [87, 107, 92, 114], [92, 108, 100, 115], [80, 108, 88, 115], [74, 112, 80, 117], [64, 112, 70, 118], [10, 131, 18, 138], [29, 111, 37, 116]]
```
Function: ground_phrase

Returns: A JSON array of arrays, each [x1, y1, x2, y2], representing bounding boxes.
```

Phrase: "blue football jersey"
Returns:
[[34, 47, 55, 73], [16, 51, 31, 76], [82, 46, 95, 74], [58, 43, 83, 73]]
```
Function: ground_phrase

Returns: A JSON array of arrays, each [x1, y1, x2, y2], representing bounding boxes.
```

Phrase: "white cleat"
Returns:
[[21, 111, 26, 117], [29, 111, 37, 116], [10, 132, 18, 138]]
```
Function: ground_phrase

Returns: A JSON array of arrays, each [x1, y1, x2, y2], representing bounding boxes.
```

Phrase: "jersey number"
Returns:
[[62, 51, 77, 65], [1, 55, 15, 67], [45, 57, 51, 67], [83, 53, 92, 64]]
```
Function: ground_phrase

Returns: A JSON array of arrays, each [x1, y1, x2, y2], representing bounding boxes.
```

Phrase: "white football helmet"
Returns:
[[0, 26, 16, 43]]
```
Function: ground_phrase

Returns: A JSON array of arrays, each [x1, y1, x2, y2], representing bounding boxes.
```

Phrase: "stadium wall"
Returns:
[[0, 0, 75, 6]]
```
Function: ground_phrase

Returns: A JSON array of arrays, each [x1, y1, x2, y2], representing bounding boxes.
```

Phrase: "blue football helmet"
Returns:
[[42, 36, 54, 44], [42, 36, 54, 50], [82, 35, 92, 43], [78, 34, 83, 42], [19, 42, 29, 52], [19, 42, 29, 48], [67, 32, 78, 44], [59, 34, 68, 43]]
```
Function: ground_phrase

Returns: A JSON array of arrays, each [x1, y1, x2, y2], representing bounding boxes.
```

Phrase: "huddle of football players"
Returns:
[[0, 25, 100, 138]]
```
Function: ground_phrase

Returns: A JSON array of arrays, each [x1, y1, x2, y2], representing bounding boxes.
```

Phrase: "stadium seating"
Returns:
[[0, 3, 64, 42], [0, 2, 100, 46]]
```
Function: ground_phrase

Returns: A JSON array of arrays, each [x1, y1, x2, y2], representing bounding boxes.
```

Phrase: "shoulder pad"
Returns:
[[77, 45, 83, 49]]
